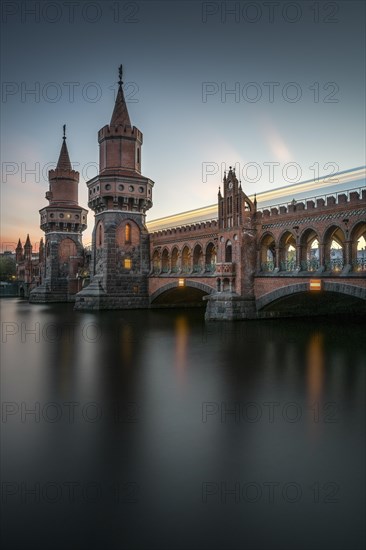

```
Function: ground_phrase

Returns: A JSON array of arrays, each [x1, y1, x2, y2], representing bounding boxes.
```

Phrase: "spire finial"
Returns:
[[118, 64, 123, 88], [63, 124, 66, 140]]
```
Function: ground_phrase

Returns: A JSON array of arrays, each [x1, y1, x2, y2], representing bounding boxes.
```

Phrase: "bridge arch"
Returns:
[[150, 279, 214, 306], [256, 281, 366, 311]]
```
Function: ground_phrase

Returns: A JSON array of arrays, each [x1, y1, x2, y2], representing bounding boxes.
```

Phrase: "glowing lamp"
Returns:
[[178, 279, 185, 287], [310, 279, 322, 291]]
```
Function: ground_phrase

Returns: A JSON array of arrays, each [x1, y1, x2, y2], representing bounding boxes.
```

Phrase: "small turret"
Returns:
[[16, 238, 23, 262], [24, 234, 32, 260]]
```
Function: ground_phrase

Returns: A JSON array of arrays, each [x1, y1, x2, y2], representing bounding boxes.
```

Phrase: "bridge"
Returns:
[[147, 167, 366, 319]]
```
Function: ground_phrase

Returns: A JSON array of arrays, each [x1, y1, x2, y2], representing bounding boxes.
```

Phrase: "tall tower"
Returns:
[[29, 128, 88, 303], [75, 66, 154, 310], [205, 167, 257, 320]]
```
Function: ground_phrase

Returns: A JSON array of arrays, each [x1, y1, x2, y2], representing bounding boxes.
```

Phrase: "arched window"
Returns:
[[96, 221, 104, 249], [225, 241, 232, 263], [125, 223, 131, 244], [137, 148, 140, 165]]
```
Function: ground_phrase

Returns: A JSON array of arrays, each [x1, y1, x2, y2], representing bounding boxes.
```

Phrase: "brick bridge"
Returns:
[[148, 178, 366, 319]]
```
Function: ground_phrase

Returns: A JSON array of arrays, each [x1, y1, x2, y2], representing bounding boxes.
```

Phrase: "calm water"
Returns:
[[1, 298, 365, 550]]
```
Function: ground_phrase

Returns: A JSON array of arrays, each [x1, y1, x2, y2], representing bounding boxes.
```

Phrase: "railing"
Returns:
[[216, 262, 235, 276], [205, 263, 216, 273], [326, 258, 344, 272], [181, 265, 190, 273], [261, 261, 275, 272], [192, 264, 203, 273], [171, 265, 179, 273], [161, 265, 169, 273], [353, 258, 366, 271], [280, 260, 297, 271], [300, 259, 320, 271]]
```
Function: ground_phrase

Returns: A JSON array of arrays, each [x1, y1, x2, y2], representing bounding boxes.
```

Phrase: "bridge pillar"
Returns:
[[319, 241, 325, 271], [275, 246, 280, 270], [296, 243, 302, 269], [344, 240, 352, 266]]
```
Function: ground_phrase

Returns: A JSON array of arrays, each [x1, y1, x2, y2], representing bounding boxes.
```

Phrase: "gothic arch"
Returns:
[[181, 245, 191, 272], [278, 230, 297, 271], [171, 247, 179, 272], [161, 248, 170, 272], [259, 232, 276, 271], [115, 218, 140, 247], [225, 240, 232, 263], [299, 227, 320, 271], [96, 220, 104, 249], [322, 225, 346, 271], [205, 242, 216, 270], [152, 249, 161, 273], [349, 221, 366, 270], [193, 243, 204, 272]]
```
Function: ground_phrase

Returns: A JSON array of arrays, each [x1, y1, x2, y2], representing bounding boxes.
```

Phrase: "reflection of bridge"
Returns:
[[148, 168, 366, 319]]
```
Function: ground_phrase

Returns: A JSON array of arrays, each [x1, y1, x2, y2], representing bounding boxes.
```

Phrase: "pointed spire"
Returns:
[[16, 238, 22, 249], [24, 234, 31, 248], [110, 65, 131, 127], [56, 125, 72, 171]]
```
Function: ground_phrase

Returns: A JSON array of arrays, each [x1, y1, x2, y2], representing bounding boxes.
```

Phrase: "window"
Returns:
[[137, 148, 140, 164], [125, 223, 131, 244], [124, 258, 132, 269]]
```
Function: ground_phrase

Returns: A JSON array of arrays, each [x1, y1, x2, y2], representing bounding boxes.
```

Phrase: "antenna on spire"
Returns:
[[118, 64, 123, 87], [63, 124, 66, 140]]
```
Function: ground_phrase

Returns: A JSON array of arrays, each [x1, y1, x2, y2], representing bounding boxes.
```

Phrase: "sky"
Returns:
[[1, 0, 365, 250]]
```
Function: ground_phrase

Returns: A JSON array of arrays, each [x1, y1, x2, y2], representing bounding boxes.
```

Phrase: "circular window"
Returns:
[[220, 236, 224, 243], [148, 189, 151, 195], [82, 216, 85, 220], [59, 213, 64, 218], [139, 186, 144, 193], [75, 215, 79, 219], [105, 184, 111, 191], [234, 234, 238, 241], [118, 184, 124, 191], [50, 213, 54, 218], [129, 185, 134, 192]]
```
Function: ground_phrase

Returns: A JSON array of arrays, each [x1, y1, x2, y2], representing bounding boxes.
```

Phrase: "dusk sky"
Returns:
[[1, 0, 365, 250]]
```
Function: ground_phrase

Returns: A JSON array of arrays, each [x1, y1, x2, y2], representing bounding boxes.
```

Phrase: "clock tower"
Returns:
[[75, 66, 154, 310]]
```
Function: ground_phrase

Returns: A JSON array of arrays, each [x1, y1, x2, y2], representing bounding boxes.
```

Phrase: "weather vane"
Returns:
[[63, 124, 66, 139], [118, 64, 123, 86]]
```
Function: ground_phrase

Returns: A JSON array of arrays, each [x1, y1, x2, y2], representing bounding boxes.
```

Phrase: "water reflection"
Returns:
[[174, 315, 189, 382], [1, 299, 365, 550]]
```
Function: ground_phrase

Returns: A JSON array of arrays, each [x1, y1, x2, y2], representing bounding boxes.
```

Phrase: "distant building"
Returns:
[[15, 236, 43, 297]]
